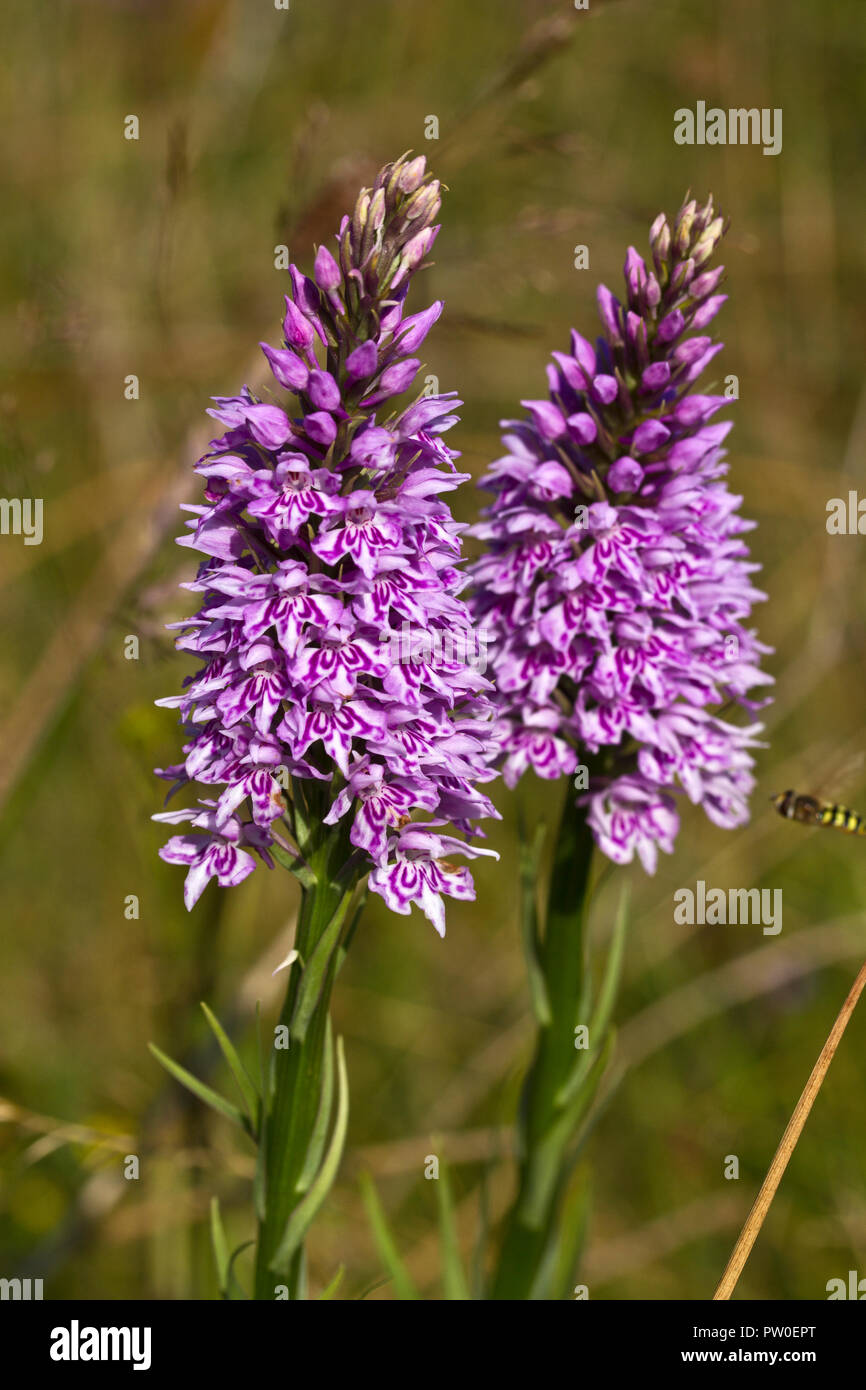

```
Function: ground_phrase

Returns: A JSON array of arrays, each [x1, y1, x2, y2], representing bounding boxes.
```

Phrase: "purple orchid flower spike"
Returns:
[[154, 153, 499, 934], [469, 194, 772, 873]]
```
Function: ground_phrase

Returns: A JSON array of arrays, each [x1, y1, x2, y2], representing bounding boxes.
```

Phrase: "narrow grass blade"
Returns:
[[355, 1275, 391, 1300], [470, 1162, 492, 1300], [200, 1002, 260, 1134], [210, 1196, 230, 1297], [434, 1154, 470, 1300], [359, 1172, 419, 1300], [148, 1042, 252, 1138], [318, 1264, 346, 1300]]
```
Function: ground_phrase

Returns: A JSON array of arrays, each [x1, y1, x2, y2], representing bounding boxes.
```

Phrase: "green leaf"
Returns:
[[253, 1003, 268, 1222], [568, 1033, 624, 1162], [434, 1153, 470, 1300], [575, 960, 594, 1040], [554, 1045, 597, 1113], [270, 1035, 350, 1275], [253, 1121, 268, 1223], [210, 1197, 230, 1297], [297, 1016, 336, 1192], [557, 1031, 615, 1149], [290, 891, 352, 1044], [359, 1172, 419, 1301], [554, 886, 628, 1114], [544, 784, 595, 951], [290, 779, 317, 863], [226, 1240, 254, 1301], [148, 1043, 252, 1138], [530, 1166, 591, 1301], [518, 821, 551, 1026], [270, 839, 316, 889], [589, 883, 629, 1041], [254, 1000, 267, 1098], [547, 1167, 591, 1300], [339, 885, 368, 960], [318, 1264, 346, 1300], [519, 1032, 614, 1227], [200, 1002, 260, 1135]]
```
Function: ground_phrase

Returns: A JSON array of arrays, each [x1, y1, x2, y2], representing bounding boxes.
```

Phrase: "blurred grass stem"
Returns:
[[714, 954, 866, 1300]]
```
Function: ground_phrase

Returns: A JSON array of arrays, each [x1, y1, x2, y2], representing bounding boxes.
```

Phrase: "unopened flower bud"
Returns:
[[283, 296, 315, 351], [674, 199, 697, 256], [314, 245, 342, 293], [398, 155, 427, 194], [346, 340, 378, 380]]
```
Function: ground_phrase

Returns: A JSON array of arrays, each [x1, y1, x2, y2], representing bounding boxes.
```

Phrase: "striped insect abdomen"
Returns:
[[819, 804, 862, 833]]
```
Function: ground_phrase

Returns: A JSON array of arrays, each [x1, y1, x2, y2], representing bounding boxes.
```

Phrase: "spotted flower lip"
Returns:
[[154, 804, 275, 911], [367, 826, 499, 938], [469, 194, 772, 873], [155, 154, 499, 929], [245, 458, 340, 542]]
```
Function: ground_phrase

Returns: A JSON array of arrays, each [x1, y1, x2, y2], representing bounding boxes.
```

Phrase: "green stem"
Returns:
[[252, 826, 351, 1300], [491, 790, 595, 1300]]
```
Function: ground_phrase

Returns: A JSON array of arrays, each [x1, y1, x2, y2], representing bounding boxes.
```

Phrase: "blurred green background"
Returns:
[[2, 0, 866, 1300]]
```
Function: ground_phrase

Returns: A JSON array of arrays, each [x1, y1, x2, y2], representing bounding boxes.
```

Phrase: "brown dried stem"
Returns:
[[714, 954, 866, 1300]]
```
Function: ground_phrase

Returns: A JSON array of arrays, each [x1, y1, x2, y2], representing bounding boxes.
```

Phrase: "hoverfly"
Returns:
[[771, 790, 866, 836]]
